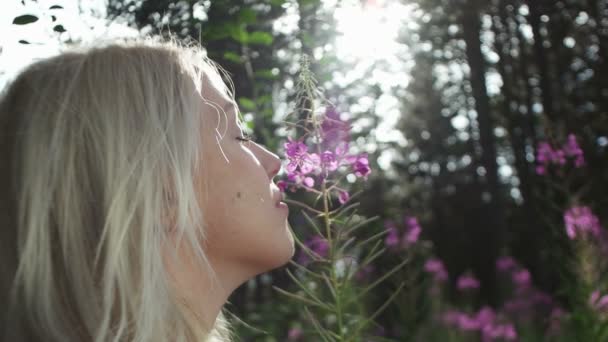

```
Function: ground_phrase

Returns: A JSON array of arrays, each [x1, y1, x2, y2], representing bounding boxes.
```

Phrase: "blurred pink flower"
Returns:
[[277, 180, 288, 192], [546, 307, 565, 336], [481, 323, 517, 342], [425, 258, 448, 282], [563, 133, 585, 167], [297, 235, 329, 265], [320, 106, 351, 151], [442, 308, 517, 341], [535, 134, 585, 174], [496, 256, 517, 272], [287, 327, 303, 340], [355, 264, 374, 282], [337, 188, 350, 204], [402, 216, 422, 246], [384, 220, 400, 248], [589, 290, 608, 312], [564, 205, 602, 240], [457, 273, 480, 291], [512, 269, 531, 289]]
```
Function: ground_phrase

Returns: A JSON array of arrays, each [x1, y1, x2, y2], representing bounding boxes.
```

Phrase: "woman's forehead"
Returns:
[[199, 73, 242, 128]]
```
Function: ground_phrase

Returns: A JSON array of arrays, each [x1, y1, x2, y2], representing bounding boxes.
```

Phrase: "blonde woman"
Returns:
[[0, 37, 295, 342]]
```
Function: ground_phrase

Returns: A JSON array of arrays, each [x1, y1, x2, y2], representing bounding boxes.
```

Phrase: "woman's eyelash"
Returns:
[[237, 134, 256, 142]]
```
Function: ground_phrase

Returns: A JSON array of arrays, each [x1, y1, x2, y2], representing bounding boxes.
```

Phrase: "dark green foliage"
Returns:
[[12, 14, 38, 25]]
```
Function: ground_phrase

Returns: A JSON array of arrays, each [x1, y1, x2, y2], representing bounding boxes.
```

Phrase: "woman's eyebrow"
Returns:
[[222, 101, 237, 115]]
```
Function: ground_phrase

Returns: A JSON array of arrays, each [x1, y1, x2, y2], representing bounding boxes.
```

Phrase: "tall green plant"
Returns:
[[273, 55, 407, 341]]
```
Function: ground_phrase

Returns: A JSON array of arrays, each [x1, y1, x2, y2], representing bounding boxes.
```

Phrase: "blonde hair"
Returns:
[[0, 37, 236, 342]]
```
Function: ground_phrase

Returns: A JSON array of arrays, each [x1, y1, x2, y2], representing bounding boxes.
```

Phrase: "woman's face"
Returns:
[[196, 73, 294, 279]]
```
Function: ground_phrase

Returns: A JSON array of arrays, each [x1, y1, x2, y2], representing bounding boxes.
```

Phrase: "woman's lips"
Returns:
[[275, 201, 289, 213]]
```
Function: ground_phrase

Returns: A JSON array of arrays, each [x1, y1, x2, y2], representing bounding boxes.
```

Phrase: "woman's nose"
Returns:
[[267, 152, 282, 179], [257, 144, 282, 179]]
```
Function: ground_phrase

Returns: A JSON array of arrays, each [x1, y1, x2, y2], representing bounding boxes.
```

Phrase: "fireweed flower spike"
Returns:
[[535, 133, 586, 175], [563, 205, 603, 240], [384, 220, 400, 249], [402, 216, 421, 246], [442, 307, 517, 341], [457, 272, 481, 291], [424, 258, 448, 283], [273, 55, 408, 341], [589, 290, 608, 312], [496, 256, 517, 272]]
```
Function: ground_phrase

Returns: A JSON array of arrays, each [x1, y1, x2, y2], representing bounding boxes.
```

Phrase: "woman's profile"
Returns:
[[0, 37, 295, 342]]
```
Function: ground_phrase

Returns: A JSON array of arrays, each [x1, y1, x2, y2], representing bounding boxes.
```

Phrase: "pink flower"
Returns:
[[351, 153, 371, 179], [287, 327, 303, 340], [503, 298, 531, 314], [287, 170, 315, 189], [475, 306, 496, 327], [536, 165, 546, 175], [277, 180, 288, 192], [457, 314, 480, 331], [563, 133, 585, 167], [337, 188, 350, 204], [457, 273, 480, 291], [442, 308, 517, 342], [535, 134, 586, 174], [320, 151, 339, 171], [547, 307, 565, 335], [496, 256, 517, 272], [384, 220, 400, 248], [424, 258, 448, 282], [589, 290, 608, 311], [355, 264, 374, 282], [482, 323, 517, 341], [402, 216, 421, 245], [564, 205, 602, 240], [284, 137, 310, 173], [320, 106, 351, 151], [297, 235, 329, 265], [512, 269, 531, 289]]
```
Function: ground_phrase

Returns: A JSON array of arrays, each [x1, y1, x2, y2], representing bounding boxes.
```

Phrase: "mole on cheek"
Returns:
[[236, 191, 242, 199]]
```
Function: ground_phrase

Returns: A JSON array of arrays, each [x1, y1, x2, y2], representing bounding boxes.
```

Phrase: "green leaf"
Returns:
[[53, 25, 66, 33], [203, 26, 229, 41], [248, 31, 273, 45], [237, 8, 257, 24], [238, 97, 256, 111], [354, 258, 409, 303], [254, 69, 277, 80], [300, 0, 321, 6], [270, 0, 286, 6], [230, 26, 249, 43], [13, 15, 38, 25], [353, 281, 407, 337], [272, 285, 331, 311], [49, 5, 63, 9], [256, 94, 273, 105], [223, 51, 242, 64], [303, 306, 337, 342]]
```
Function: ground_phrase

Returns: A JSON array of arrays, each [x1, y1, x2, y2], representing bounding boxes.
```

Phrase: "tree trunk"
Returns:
[[526, 0, 558, 129], [461, 0, 505, 304]]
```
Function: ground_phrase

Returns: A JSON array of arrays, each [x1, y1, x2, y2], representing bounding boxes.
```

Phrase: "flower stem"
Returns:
[[283, 198, 324, 215]]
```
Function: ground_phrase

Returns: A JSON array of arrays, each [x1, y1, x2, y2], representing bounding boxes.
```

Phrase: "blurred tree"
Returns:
[[394, 0, 608, 313], [107, 0, 290, 148]]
